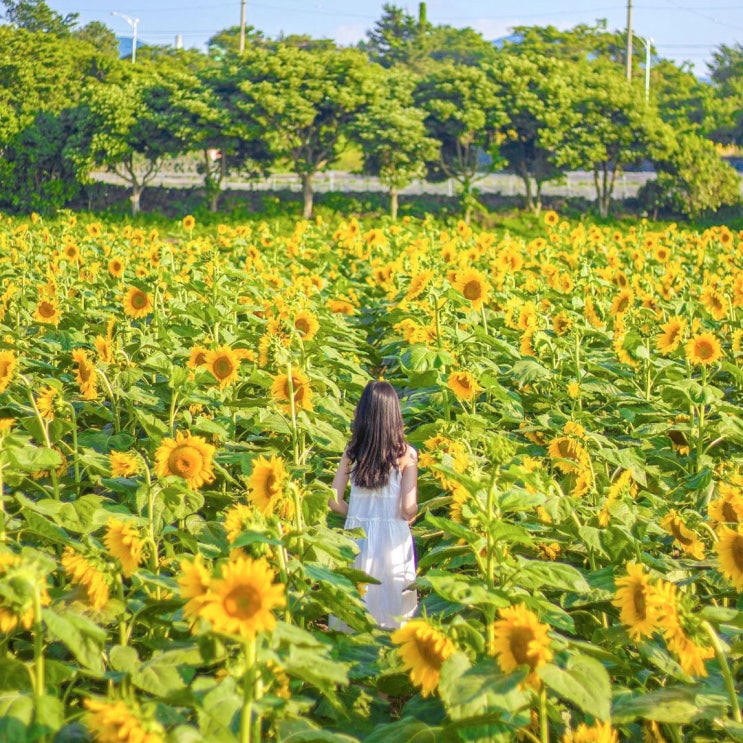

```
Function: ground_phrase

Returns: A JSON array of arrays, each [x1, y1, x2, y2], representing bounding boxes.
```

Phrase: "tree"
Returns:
[[492, 53, 569, 212], [73, 21, 119, 58], [639, 133, 740, 219], [234, 45, 379, 218], [542, 60, 675, 217], [415, 62, 503, 222], [361, 3, 425, 69], [707, 43, 743, 146], [0, 0, 77, 35], [70, 62, 208, 216], [652, 59, 718, 135], [354, 68, 437, 219]]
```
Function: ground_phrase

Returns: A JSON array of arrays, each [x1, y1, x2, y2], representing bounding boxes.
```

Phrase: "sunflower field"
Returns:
[[0, 210, 741, 743]]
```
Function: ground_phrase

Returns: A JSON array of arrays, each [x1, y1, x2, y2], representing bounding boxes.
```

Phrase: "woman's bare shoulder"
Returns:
[[400, 443, 418, 469]]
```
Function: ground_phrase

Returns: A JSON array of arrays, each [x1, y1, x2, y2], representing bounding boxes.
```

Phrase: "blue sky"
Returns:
[[44, 0, 743, 75]]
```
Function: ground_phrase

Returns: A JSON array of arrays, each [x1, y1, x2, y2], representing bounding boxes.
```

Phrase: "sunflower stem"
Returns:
[[702, 620, 742, 723], [98, 369, 121, 435], [0, 457, 5, 543], [286, 360, 300, 467], [32, 585, 45, 701], [24, 380, 60, 499], [241, 637, 257, 743], [538, 684, 549, 743], [480, 303, 489, 335], [67, 402, 81, 497], [696, 365, 707, 475]]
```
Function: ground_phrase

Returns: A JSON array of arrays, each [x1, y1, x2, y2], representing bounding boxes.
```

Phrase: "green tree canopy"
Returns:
[[0, 0, 77, 35]]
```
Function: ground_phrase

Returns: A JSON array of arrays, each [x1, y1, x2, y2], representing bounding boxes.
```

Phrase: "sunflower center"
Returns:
[[169, 446, 202, 477], [194, 352, 207, 366], [632, 585, 647, 619], [213, 357, 234, 378], [669, 520, 693, 546], [265, 472, 280, 496], [731, 535, 743, 572], [78, 362, 92, 383], [416, 635, 445, 670], [616, 297, 629, 313], [509, 627, 535, 667], [0, 362, 10, 377], [131, 292, 147, 310], [722, 501, 739, 523], [696, 341, 714, 360], [112, 261, 122, 272], [295, 318, 310, 335], [39, 301, 55, 318], [463, 281, 482, 300], [224, 585, 260, 619]]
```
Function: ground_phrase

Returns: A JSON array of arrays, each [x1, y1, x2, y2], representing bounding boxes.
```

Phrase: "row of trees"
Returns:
[[0, 0, 741, 220]]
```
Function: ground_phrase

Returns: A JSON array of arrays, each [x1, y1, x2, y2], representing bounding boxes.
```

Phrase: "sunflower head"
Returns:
[[447, 370, 481, 402], [103, 518, 144, 577], [154, 431, 216, 490], [205, 345, 240, 389], [293, 310, 320, 341], [715, 524, 743, 590], [0, 350, 18, 394], [197, 556, 285, 639], [270, 370, 313, 412], [248, 454, 289, 516], [685, 332, 722, 366], [490, 603, 553, 687], [123, 286, 153, 319], [391, 619, 456, 697]]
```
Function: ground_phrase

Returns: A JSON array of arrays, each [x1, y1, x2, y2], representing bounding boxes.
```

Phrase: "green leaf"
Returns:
[[276, 718, 361, 742], [515, 559, 590, 593], [699, 606, 743, 629], [42, 608, 106, 674], [612, 685, 724, 724], [420, 572, 510, 608], [109, 645, 139, 674], [0, 660, 31, 692], [0, 692, 33, 743], [363, 718, 444, 743], [538, 655, 612, 721], [29, 694, 64, 741], [130, 648, 201, 700]]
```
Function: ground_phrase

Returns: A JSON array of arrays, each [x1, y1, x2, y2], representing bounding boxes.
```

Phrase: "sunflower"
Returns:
[[660, 510, 705, 559], [0, 350, 17, 394], [205, 345, 240, 389], [708, 483, 743, 524], [71, 349, 98, 400], [107, 257, 125, 279], [655, 316, 686, 355], [610, 288, 633, 316], [292, 310, 320, 341], [666, 631, 714, 677], [182, 214, 196, 231], [328, 299, 355, 315], [390, 619, 456, 697], [685, 332, 722, 366], [103, 518, 144, 577], [187, 345, 209, 369], [223, 502, 256, 544], [447, 370, 481, 402], [178, 553, 212, 621], [452, 268, 490, 310], [84, 698, 165, 743], [248, 454, 289, 514], [197, 556, 285, 639], [562, 721, 619, 743], [490, 603, 553, 687], [33, 297, 61, 326], [109, 451, 140, 478], [154, 431, 216, 490], [544, 210, 559, 227], [270, 370, 313, 412], [552, 311, 573, 336], [61, 547, 110, 611], [123, 286, 153, 319], [700, 286, 728, 320], [715, 524, 743, 590], [547, 436, 590, 475], [36, 385, 58, 421], [406, 270, 435, 300], [612, 562, 659, 639]]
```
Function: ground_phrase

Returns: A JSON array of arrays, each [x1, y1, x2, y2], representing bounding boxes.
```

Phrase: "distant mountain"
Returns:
[[117, 35, 143, 59], [491, 33, 523, 49]]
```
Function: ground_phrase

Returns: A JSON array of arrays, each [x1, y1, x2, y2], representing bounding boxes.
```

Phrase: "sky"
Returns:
[[43, 0, 743, 76]]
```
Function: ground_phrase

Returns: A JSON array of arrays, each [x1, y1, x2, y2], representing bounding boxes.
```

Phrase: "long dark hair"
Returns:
[[346, 380, 407, 489]]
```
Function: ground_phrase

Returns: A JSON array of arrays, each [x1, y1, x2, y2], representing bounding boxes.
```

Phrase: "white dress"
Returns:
[[345, 462, 417, 630]]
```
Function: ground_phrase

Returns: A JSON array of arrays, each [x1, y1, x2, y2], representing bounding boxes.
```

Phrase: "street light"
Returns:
[[111, 11, 140, 64], [634, 34, 653, 104]]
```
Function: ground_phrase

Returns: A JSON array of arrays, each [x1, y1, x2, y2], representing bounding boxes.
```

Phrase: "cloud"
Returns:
[[470, 16, 574, 40]]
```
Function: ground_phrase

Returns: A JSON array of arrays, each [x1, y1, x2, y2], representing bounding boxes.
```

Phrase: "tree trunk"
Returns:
[[301, 173, 314, 219], [130, 185, 143, 217], [519, 162, 535, 212], [390, 187, 399, 221], [461, 176, 472, 225], [209, 189, 220, 213], [534, 181, 543, 214]]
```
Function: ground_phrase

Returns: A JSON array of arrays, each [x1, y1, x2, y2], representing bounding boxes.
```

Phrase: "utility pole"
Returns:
[[239, 0, 246, 54], [625, 0, 633, 81], [112, 12, 140, 64]]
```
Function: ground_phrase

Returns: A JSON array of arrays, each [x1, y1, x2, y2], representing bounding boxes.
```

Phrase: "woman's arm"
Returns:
[[329, 452, 350, 516], [400, 446, 418, 522]]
